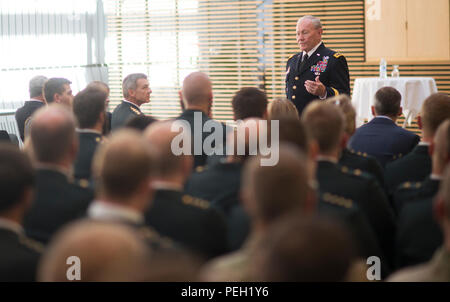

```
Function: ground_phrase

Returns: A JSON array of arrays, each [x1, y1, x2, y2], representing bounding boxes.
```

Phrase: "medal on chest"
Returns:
[[311, 55, 329, 76]]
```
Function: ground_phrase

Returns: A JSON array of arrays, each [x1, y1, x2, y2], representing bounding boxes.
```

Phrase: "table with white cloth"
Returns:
[[351, 77, 438, 127]]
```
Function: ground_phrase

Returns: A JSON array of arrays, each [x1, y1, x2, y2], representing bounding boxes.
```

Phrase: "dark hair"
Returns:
[[277, 117, 309, 154], [44, 78, 72, 103], [0, 143, 35, 213], [73, 88, 107, 129], [125, 115, 157, 132], [232, 87, 268, 120], [374, 87, 401, 117]]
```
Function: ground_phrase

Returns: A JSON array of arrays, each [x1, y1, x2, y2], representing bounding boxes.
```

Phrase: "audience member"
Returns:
[[125, 114, 157, 131], [0, 144, 43, 282], [267, 98, 299, 121], [231, 87, 268, 120], [23, 105, 94, 243], [348, 87, 420, 167], [111, 73, 151, 130], [86, 81, 112, 135]]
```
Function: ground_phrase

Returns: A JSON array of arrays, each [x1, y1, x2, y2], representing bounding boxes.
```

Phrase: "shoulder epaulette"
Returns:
[[182, 194, 210, 209], [19, 235, 44, 253], [399, 181, 422, 190], [322, 192, 353, 209], [130, 106, 142, 115], [288, 54, 296, 61], [77, 179, 90, 189], [340, 165, 369, 179], [195, 165, 207, 173], [334, 53, 344, 59]]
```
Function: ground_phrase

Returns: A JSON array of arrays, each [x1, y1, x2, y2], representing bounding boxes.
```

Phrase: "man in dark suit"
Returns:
[[286, 15, 350, 115], [143, 121, 228, 259], [349, 87, 420, 167], [111, 73, 152, 130], [72, 87, 107, 185], [303, 101, 396, 270], [0, 144, 43, 282], [385, 93, 450, 197], [15, 75, 48, 142], [176, 72, 229, 168], [86, 81, 112, 136], [23, 105, 94, 244]]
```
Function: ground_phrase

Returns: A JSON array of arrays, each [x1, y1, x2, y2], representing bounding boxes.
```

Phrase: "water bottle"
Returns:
[[391, 65, 400, 78], [379, 58, 387, 79]]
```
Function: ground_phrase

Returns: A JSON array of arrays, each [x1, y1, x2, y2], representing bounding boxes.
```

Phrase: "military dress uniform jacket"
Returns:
[[14, 100, 45, 141], [285, 43, 350, 114], [111, 101, 142, 131], [339, 148, 385, 188], [145, 189, 228, 259], [73, 131, 102, 182], [384, 144, 431, 197], [348, 117, 420, 168], [392, 176, 440, 213], [0, 227, 43, 282], [23, 168, 94, 243]]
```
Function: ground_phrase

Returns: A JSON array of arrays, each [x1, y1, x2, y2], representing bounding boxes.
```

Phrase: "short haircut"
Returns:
[[268, 98, 299, 121], [242, 144, 310, 224], [0, 143, 35, 213], [122, 73, 147, 99], [373, 87, 402, 117], [125, 115, 157, 132], [254, 215, 356, 281], [421, 93, 450, 137], [302, 101, 345, 153], [326, 95, 356, 135], [31, 105, 77, 164], [93, 129, 153, 199], [298, 15, 322, 29], [44, 78, 71, 103], [29, 75, 48, 98], [86, 81, 110, 93], [73, 87, 107, 129], [232, 87, 268, 120], [277, 117, 309, 154]]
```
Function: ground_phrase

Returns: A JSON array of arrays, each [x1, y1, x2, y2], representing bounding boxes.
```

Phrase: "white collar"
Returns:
[[374, 115, 394, 121], [152, 181, 183, 192], [123, 100, 140, 109], [418, 142, 431, 146], [0, 218, 24, 235], [88, 200, 144, 224], [76, 128, 102, 135], [430, 174, 442, 181], [317, 155, 338, 164], [28, 98, 44, 103], [303, 41, 323, 58]]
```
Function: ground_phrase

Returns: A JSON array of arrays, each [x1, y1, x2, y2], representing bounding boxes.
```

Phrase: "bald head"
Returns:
[[31, 104, 77, 164], [181, 72, 213, 109], [38, 220, 151, 281], [93, 129, 153, 200], [144, 120, 192, 179]]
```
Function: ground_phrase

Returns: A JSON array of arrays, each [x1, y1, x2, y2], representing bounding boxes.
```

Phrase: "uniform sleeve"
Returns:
[[325, 55, 351, 97]]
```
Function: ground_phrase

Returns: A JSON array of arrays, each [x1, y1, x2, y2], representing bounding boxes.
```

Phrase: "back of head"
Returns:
[[144, 120, 190, 178], [29, 75, 48, 99], [268, 98, 299, 121], [122, 73, 147, 99], [86, 81, 110, 94], [125, 115, 157, 132], [373, 87, 402, 117], [181, 72, 212, 107], [43, 78, 71, 104], [232, 87, 268, 120], [440, 165, 450, 220], [421, 93, 450, 138], [277, 116, 309, 154], [73, 87, 107, 129], [92, 129, 153, 199], [253, 215, 356, 281], [30, 105, 77, 164], [0, 144, 34, 214], [326, 94, 356, 136], [433, 119, 450, 167], [38, 220, 151, 281], [302, 101, 345, 153], [242, 144, 312, 225]]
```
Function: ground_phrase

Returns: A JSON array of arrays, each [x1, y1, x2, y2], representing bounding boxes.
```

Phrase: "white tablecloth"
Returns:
[[352, 77, 438, 127]]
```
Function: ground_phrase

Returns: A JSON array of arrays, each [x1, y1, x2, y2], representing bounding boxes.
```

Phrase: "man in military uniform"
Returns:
[[286, 15, 350, 115], [23, 105, 94, 244], [144, 121, 228, 259], [111, 73, 152, 131], [385, 93, 450, 197], [0, 144, 43, 282], [303, 102, 396, 270], [15, 75, 47, 142], [72, 87, 107, 186]]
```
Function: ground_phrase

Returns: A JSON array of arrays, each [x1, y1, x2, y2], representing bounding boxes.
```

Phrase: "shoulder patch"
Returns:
[[19, 235, 44, 253], [334, 53, 344, 59], [182, 194, 210, 209], [322, 192, 353, 209]]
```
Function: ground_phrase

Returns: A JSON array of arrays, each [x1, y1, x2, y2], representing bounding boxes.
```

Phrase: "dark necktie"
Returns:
[[298, 54, 309, 72]]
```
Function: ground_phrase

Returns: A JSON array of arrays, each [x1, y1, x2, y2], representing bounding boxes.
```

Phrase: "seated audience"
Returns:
[[348, 87, 420, 167], [231, 87, 268, 121], [86, 81, 112, 135], [267, 98, 299, 121], [125, 115, 157, 131]]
